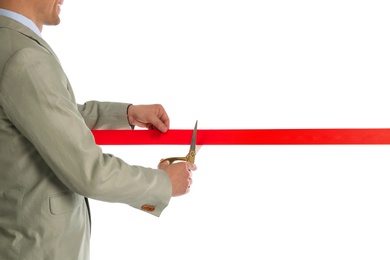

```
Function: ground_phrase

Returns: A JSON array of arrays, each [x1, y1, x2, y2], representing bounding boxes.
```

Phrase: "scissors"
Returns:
[[160, 120, 198, 164]]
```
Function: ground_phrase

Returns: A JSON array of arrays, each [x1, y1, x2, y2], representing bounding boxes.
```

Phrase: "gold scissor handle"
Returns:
[[160, 156, 189, 164], [160, 150, 196, 164]]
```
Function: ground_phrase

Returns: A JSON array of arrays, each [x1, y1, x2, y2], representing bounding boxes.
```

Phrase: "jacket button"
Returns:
[[141, 204, 156, 212]]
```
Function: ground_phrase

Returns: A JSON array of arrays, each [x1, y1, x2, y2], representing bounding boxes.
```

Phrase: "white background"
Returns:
[[43, 1, 390, 259]]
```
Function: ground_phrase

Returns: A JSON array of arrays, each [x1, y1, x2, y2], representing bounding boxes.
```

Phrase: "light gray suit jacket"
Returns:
[[0, 16, 172, 260]]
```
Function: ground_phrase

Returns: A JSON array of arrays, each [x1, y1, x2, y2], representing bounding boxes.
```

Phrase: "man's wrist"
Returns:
[[126, 104, 135, 130]]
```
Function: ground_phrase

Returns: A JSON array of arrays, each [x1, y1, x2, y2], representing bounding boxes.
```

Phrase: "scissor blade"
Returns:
[[190, 120, 198, 151]]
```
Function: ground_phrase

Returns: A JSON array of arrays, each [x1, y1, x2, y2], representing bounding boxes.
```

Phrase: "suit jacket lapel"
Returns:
[[0, 16, 60, 62]]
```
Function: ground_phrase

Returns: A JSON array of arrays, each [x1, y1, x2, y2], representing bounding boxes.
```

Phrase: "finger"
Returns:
[[158, 159, 170, 169], [153, 106, 170, 132], [186, 163, 197, 171], [186, 177, 193, 194], [159, 112, 170, 130], [185, 170, 193, 183], [150, 118, 168, 133]]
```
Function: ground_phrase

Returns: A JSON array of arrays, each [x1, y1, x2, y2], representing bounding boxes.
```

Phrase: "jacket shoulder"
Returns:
[[0, 27, 52, 78]]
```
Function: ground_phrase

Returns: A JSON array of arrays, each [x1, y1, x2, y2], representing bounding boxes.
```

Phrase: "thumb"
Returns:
[[153, 120, 168, 133], [158, 159, 170, 169]]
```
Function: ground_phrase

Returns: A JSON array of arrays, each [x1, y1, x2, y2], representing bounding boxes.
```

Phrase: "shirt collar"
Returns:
[[0, 8, 42, 37]]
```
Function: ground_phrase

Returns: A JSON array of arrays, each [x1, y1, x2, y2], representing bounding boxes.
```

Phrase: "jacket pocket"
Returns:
[[49, 190, 83, 215]]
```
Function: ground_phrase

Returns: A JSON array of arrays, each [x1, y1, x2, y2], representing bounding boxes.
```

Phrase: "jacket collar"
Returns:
[[0, 15, 57, 58]]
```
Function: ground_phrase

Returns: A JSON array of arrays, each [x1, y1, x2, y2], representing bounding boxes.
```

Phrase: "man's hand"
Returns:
[[158, 160, 197, 196], [127, 104, 170, 132]]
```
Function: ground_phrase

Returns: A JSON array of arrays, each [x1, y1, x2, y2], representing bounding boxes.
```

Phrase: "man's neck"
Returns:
[[0, 8, 42, 37], [0, 2, 42, 32]]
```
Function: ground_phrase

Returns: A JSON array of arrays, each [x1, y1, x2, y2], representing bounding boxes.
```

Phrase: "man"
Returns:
[[0, 0, 196, 259]]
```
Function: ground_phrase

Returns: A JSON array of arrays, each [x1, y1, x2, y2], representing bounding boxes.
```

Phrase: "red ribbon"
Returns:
[[92, 129, 390, 145]]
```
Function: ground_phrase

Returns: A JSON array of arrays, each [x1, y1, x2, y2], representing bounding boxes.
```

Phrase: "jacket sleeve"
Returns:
[[77, 101, 133, 130], [0, 47, 172, 217]]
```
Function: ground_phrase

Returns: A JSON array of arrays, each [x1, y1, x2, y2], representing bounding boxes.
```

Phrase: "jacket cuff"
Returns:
[[126, 104, 135, 130]]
